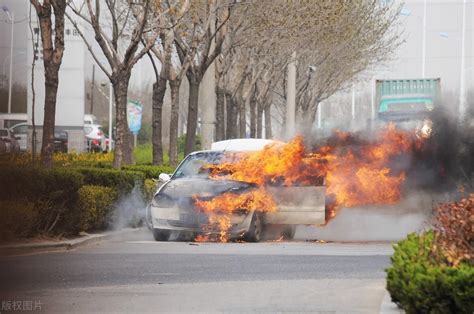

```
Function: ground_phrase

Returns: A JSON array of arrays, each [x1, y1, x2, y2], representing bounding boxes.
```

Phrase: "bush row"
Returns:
[[121, 165, 175, 179], [386, 232, 474, 313], [0, 165, 169, 242]]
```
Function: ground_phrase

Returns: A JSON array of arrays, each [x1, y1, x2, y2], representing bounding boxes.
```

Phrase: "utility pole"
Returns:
[[285, 51, 297, 138], [317, 102, 323, 129], [108, 83, 113, 152], [351, 84, 356, 121], [459, 0, 467, 121], [4, 9, 14, 114], [422, 0, 427, 78], [90, 64, 95, 114], [200, 11, 216, 149]]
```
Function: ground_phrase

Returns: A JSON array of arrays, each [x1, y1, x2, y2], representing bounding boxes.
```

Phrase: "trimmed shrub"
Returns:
[[0, 167, 84, 236], [143, 178, 158, 202], [0, 201, 38, 241], [122, 165, 175, 179], [73, 167, 144, 193], [386, 232, 474, 313], [78, 185, 117, 231], [434, 193, 473, 266]]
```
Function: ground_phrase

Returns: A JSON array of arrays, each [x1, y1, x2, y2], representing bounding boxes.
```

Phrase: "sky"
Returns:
[[0, 0, 472, 103]]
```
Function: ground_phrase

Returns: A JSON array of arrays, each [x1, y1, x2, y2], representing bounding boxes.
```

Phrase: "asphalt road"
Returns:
[[0, 229, 394, 313]]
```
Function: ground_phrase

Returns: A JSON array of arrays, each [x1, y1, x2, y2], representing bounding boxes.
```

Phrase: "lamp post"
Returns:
[[459, 0, 467, 121], [422, 0, 427, 78], [2, 5, 14, 113], [98, 82, 114, 152]]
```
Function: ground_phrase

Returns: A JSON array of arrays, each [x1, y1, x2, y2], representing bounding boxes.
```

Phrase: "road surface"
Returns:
[[0, 229, 394, 313]]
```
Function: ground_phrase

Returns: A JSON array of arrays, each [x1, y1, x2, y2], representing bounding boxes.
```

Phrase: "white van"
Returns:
[[84, 114, 99, 125], [0, 113, 27, 129]]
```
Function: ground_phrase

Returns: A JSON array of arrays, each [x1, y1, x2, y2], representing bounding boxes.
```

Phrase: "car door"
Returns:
[[12, 124, 28, 151], [264, 186, 326, 225]]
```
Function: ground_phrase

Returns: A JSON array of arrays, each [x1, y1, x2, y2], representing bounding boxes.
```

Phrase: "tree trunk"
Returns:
[[256, 102, 263, 138], [215, 86, 225, 141], [239, 99, 246, 138], [249, 95, 257, 138], [300, 107, 318, 136], [184, 79, 200, 156], [169, 79, 180, 167], [112, 73, 132, 168], [152, 77, 167, 165], [40, 62, 60, 168], [36, 2, 66, 168], [264, 104, 272, 139], [225, 92, 238, 139]]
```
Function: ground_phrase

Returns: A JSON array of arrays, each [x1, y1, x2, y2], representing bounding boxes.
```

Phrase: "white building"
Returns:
[[0, 0, 86, 152]]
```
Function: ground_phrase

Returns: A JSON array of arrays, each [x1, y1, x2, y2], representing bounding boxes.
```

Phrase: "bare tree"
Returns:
[[215, 0, 401, 137], [67, 0, 161, 167], [143, 0, 189, 166], [30, 0, 67, 168], [174, 1, 231, 155]]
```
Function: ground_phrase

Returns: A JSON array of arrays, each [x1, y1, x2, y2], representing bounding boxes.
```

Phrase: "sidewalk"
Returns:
[[380, 290, 404, 314], [0, 228, 141, 255]]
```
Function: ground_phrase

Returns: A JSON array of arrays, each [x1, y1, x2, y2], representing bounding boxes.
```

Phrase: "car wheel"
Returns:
[[152, 229, 171, 241], [282, 225, 296, 240], [245, 213, 264, 242]]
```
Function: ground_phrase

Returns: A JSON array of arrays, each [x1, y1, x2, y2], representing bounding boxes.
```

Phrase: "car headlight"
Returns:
[[152, 194, 175, 208]]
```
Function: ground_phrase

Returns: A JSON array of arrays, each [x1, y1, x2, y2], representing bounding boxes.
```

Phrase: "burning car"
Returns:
[[146, 139, 327, 242]]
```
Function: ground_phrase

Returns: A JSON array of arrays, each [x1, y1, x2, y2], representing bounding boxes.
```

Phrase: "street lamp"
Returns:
[[99, 82, 114, 152], [399, 1, 428, 78], [2, 5, 14, 114], [459, 0, 467, 121]]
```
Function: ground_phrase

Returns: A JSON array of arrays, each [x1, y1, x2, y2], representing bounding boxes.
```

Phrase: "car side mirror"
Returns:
[[158, 173, 171, 182]]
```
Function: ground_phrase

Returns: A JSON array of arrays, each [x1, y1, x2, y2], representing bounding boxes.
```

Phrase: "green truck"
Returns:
[[376, 78, 441, 122], [375, 78, 441, 137]]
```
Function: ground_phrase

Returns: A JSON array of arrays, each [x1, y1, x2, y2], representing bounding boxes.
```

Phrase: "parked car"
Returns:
[[10, 122, 28, 152], [54, 131, 68, 153], [84, 114, 99, 125], [84, 124, 106, 152], [0, 113, 27, 129], [146, 139, 327, 242], [104, 136, 114, 152], [0, 128, 20, 155]]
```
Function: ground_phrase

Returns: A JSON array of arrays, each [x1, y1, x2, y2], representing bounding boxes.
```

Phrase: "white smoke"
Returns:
[[295, 192, 448, 242], [110, 184, 147, 230]]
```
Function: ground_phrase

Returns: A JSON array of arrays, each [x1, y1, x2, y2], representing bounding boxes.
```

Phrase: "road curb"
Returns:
[[380, 289, 404, 314], [0, 228, 141, 255]]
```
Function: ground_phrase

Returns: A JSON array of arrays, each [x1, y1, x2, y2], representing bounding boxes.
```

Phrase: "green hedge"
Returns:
[[0, 167, 84, 236], [73, 167, 144, 193], [0, 166, 151, 240], [121, 165, 175, 179], [78, 185, 117, 231], [386, 232, 474, 313], [0, 201, 38, 241]]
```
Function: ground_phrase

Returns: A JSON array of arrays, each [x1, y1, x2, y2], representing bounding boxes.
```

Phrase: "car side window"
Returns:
[[13, 125, 27, 134]]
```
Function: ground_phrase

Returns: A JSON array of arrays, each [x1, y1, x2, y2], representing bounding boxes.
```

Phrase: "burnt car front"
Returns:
[[147, 151, 256, 241]]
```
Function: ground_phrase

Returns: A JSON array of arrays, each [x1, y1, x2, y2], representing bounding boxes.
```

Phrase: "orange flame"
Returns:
[[194, 124, 421, 241], [193, 188, 277, 242]]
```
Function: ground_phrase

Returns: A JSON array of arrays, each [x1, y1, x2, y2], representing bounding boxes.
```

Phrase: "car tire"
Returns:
[[245, 213, 264, 242], [152, 229, 171, 241], [282, 225, 296, 240]]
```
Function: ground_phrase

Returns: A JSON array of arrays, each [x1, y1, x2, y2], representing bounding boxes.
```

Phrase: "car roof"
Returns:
[[10, 122, 28, 129], [210, 138, 281, 152]]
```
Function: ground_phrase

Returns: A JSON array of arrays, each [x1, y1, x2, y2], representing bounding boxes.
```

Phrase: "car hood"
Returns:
[[160, 177, 255, 200]]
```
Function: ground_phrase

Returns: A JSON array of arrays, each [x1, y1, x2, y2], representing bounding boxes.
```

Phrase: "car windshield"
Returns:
[[173, 151, 244, 179]]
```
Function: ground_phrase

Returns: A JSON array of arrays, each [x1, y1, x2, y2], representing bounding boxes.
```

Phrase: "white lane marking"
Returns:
[[126, 241, 183, 244]]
